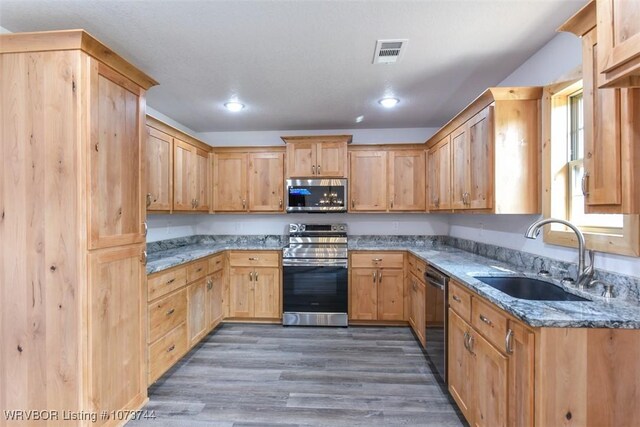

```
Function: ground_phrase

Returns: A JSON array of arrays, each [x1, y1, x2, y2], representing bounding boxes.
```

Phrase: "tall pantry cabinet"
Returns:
[[1, 30, 157, 426]]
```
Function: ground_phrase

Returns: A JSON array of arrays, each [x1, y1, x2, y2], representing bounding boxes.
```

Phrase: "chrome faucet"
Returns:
[[524, 218, 595, 288]]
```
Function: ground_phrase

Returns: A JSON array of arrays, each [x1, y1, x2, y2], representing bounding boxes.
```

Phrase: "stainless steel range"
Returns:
[[282, 223, 348, 327]]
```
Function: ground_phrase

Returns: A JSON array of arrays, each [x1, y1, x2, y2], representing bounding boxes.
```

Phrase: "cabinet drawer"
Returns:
[[408, 256, 427, 278], [471, 297, 509, 352], [351, 252, 404, 269], [148, 267, 187, 302], [187, 259, 209, 283], [228, 251, 279, 267], [209, 253, 224, 272], [148, 323, 188, 384], [148, 288, 188, 343], [448, 280, 472, 322]]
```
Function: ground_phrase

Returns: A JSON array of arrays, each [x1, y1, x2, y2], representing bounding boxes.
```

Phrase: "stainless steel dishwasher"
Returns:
[[424, 265, 448, 384]]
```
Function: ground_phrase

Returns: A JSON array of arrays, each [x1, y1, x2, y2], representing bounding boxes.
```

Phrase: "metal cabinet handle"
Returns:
[[143, 221, 148, 237], [373, 270, 377, 283], [255, 272, 258, 281], [351, 199, 355, 208], [242, 199, 246, 209], [378, 271, 382, 283], [452, 294, 462, 303], [317, 165, 321, 174], [467, 334, 475, 355], [249, 271, 253, 281], [207, 279, 213, 290], [166, 308, 175, 316], [195, 199, 199, 208], [146, 193, 152, 208], [581, 172, 590, 196], [390, 199, 394, 208], [279, 198, 283, 209], [435, 196, 440, 208], [141, 250, 147, 265], [463, 331, 470, 351], [505, 328, 514, 354], [312, 165, 316, 175], [167, 345, 175, 352], [479, 314, 493, 326]]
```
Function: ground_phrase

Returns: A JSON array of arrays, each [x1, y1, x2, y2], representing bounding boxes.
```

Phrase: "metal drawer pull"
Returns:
[[166, 308, 175, 316], [166, 278, 175, 285], [372, 258, 383, 262], [249, 257, 259, 261], [505, 328, 514, 354], [479, 314, 493, 326], [196, 268, 202, 272], [452, 295, 462, 303], [167, 345, 175, 352]]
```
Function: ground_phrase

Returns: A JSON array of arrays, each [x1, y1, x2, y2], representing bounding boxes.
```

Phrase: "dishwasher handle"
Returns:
[[424, 267, 448, 290]]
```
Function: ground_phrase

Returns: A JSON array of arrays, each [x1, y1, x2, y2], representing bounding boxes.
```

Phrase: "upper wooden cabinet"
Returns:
[[282, 135, 351, 178], [349, 146, 426, 212], [146, 126, 173, 211], [213, 149, 285, 213], [425, 87, 542, 214], [596, 0, 640, 88], [146, 115, 212, 214], [428, 136, 452, 211], [560, 1, 640, 214]]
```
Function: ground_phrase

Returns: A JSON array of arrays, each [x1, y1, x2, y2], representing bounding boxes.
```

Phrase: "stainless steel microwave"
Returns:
[[285, 179, 347, 213]]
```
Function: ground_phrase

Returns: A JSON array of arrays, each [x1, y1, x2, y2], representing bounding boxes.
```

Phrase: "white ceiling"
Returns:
[[0, 0, 585, 132]]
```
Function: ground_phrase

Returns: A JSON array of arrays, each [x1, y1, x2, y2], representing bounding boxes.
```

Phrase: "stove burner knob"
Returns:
[[340, 225, 346, 231], [290, 224, 299, 232], [300, 225, 306, 231]]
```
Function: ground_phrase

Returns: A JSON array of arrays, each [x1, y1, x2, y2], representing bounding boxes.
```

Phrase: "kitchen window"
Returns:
[[543, 79, 638, 256]]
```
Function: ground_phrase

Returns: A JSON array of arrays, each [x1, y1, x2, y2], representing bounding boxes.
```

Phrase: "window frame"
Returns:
[[542, 79, 640, 257]]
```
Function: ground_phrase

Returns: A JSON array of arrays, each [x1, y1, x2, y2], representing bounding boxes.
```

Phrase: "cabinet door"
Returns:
[[451, 124, 469, 210], [248, 152, 285, 212], [597, 0, 640, 87], [414, 279, 426, 348], [583, 28, 624, 212], [473, 331, 508, 427], [253, 267, 281, 319], [145, 126, 173, 211], [448, 309, 474, 425], [187, 278, 208, 346], [467, 107, 493, 210], [427, 147, 440, 211], [316, 141, 347, 177], [430, 137, 452, 210], [88, 61, 146, 249], [377, 269, 404, 321], [88, 244, 146, 418], [194, 148, 210, 212], [229, 267, 254, 318], [286, 142, 316, 178], [507, 320, 535, 427], [388, 150, 426, 211], [408, 276, 417, 329], [349, 151, 388, 211], [349, 268, 378, 320], [207, 271, 224, 329], [213, 153, 248, 212], [173, 139, 194, 211]]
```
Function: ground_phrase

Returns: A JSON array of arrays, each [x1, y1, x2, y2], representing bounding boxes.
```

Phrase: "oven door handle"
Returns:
[[282, 259, 348, 268]]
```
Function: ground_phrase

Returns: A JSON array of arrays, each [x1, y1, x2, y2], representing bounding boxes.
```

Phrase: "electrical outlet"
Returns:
[[392, 221, 399, 232]]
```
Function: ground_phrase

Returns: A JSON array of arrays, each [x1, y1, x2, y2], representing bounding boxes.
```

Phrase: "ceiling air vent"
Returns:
[[372, 39, 408, 64]]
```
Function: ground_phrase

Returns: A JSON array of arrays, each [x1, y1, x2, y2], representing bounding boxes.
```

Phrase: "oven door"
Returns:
[[283, 261, 348, 313], [286, 179, 347, 212]]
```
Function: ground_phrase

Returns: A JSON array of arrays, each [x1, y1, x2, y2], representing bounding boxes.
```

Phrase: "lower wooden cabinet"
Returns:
[[349, 267, 404, 321], [473, 330, 508, 427], [448, 309, 475, 423], [207, 270, 224, 328], [408, 273, 426, 347], [188, 278, 208, 346], [228, 266, 281, 319], [148, 323, 188, 384]]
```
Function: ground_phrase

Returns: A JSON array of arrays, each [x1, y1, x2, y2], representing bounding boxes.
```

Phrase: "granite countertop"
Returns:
[[147, 235, 640, 329], [351, 242, 640, 329]]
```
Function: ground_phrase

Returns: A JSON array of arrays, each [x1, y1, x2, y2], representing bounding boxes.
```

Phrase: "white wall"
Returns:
[[194, 213, 449, 236], [198, 127, 438, 147], [147, 214, 199, 242], [448, 33, 640, 278]]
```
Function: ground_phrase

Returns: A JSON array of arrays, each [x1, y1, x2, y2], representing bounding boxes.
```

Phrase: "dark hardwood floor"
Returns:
[[130, 324, 466, 426]]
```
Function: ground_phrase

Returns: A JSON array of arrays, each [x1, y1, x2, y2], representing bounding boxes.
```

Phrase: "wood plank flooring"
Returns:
[[130, 324, 466, 426]]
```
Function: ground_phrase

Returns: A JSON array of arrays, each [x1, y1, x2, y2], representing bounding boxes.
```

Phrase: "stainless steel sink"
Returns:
[[474, 276, 591, 301]]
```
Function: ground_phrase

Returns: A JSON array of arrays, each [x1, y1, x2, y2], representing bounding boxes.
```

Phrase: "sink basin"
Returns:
[[474, 276, 590, 301]]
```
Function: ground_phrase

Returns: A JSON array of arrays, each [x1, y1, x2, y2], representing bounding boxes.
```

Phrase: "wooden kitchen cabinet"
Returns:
[[507, 320, 535, 427], [174, 139, 210, 212], [448, 309, 475, 424], [596, 0, 640, 88], [428, 136, 452, 211], [228, 251, 281, 319], [282, 135, 351, 178], [388, 150, 426, 211], [349, 147, 427, 212], [207, 270, 224, 329], [560, 2, 640, 214], [213, 150, 285, 212], [425, 87, 541, 214], [473, 331, 508, 427], [188, 278, 208, 346], [349, 252, 405, 322], [1, 30, 158, 423], [248, 152, 285, 212], [145, 126, 173, 211], [408, 273, 426, 347]]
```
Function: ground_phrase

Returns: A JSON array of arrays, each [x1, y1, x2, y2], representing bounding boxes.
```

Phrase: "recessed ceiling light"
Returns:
[[378, 97, 399, 108], [355, 115, 364, 123], [224, 101, 245, 112]]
